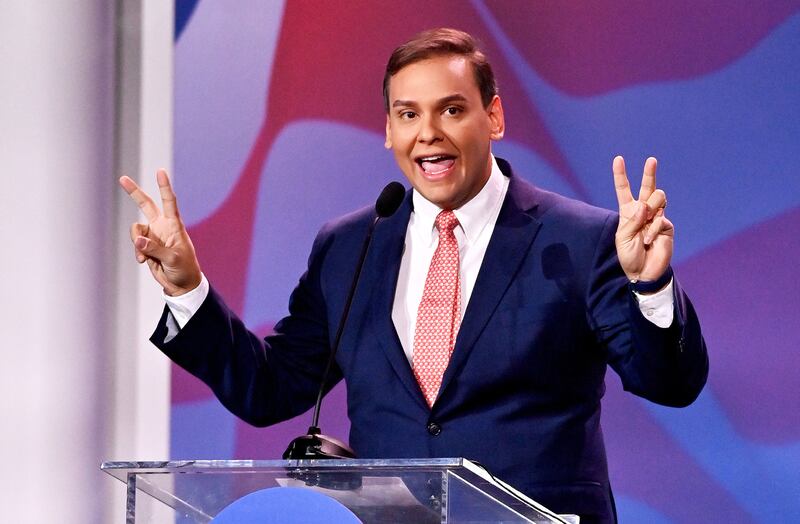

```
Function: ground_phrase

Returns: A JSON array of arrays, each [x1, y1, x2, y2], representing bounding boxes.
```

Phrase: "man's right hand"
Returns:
[[119, 169, 203, 296]]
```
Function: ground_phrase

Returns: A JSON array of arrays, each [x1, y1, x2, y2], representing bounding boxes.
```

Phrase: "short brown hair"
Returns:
[[383, 28, 498, 113]]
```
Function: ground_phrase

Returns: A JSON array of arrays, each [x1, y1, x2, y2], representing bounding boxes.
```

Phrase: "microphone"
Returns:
[[283, 181, 406, 460], [375, 181, 406, 218]]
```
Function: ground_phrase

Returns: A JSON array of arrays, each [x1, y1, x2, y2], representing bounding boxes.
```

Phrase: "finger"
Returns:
[[638, 157, 658, 202], [612, 155, 633, 208], [129, 222, 149, 242], [134, 235, 171, 264], [643, 214, 663, 246], [119, 175, 161, 222], [644, 209, 674, 245], [133, 246, 147, 264], [130, 223, 149, 263], [616, 200, 648, 240], [156, 169, 180, 219], [645, 189, 666, 220]]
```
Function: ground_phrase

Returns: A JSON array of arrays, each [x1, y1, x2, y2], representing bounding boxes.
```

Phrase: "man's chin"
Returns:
[[416, 188, 460, 209]]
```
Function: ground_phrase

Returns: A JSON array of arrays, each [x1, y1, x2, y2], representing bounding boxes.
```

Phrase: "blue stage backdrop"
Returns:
[[170, 1, 800, 521]]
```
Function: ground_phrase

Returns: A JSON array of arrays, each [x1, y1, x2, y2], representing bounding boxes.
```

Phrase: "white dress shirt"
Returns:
[[165, 156, 674, 348], [391, 156, 509, 362]]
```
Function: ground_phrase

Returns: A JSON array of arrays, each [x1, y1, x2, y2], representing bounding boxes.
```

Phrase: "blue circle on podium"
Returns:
[[211, 486, 363, 523]]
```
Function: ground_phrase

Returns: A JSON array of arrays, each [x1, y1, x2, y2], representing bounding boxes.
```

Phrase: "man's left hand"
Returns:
[[613, 156, 673, 284]]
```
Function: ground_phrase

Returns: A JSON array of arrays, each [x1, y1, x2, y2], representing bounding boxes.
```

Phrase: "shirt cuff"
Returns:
[[632, 278, 674, 328], [163, 273, 209, 329]]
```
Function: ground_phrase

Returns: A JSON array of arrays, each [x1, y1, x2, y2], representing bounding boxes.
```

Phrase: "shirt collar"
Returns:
[[411, 155, 507, 246]]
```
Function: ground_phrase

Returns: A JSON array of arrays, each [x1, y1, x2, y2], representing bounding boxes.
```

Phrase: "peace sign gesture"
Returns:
[[613, 156, 673, 286], [119, 169, 202, 296]]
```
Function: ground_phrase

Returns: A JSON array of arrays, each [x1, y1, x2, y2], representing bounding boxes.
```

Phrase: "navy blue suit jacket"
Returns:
[[153, 159, 708, 523]]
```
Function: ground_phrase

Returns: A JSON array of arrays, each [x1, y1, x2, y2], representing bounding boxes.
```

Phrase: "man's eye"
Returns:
[[400, 111, 416, 120], [444, 107, 462, 116]]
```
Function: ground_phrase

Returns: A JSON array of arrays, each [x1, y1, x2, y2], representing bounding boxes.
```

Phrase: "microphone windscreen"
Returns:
[[375, 181, 406, 218]]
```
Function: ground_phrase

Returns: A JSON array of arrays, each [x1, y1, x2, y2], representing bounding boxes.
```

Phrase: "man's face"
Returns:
[[385, 55, 504, 210]]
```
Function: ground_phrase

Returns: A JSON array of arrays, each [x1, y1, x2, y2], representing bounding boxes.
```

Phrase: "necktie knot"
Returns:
[[435, 210, 459, 234]]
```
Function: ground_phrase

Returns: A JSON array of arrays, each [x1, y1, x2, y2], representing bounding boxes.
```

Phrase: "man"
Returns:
[[121, 28, 707, 523]]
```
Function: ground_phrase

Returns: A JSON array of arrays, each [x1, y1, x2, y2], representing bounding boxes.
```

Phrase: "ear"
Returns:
[[487, 95, 505, 141], [384, 114, 392, 149]]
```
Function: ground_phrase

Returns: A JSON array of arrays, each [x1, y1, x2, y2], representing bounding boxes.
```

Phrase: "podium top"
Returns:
[[101, 457, 473, 482], [102, 458, 569, 523]]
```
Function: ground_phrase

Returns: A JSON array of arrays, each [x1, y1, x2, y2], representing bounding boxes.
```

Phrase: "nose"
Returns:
[[417, 114, 442, 144]]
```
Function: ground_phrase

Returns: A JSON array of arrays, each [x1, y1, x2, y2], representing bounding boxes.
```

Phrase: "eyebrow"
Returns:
[[391, 93, 469, 109]]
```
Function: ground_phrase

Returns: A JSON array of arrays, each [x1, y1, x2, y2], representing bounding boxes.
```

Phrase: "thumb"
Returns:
[[617, 201, 648, 240], [135, 236, 171, 262]]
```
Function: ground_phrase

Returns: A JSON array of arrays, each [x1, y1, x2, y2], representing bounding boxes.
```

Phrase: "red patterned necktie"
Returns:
[[413, 210, 461, 407]]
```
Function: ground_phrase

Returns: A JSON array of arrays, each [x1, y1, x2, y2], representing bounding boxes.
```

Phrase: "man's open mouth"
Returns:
[[415, 154, 456, 175]]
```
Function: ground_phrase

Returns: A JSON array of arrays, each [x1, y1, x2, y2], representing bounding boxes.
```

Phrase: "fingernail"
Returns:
[[135, 237, 146, 250]]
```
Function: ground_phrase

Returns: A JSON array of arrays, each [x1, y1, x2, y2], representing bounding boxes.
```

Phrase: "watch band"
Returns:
[[629, 266, 674, 294]]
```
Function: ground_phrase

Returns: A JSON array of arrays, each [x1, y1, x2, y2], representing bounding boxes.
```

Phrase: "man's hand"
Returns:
[[613, 156, 673, 284], [119, 169, 202, 296]]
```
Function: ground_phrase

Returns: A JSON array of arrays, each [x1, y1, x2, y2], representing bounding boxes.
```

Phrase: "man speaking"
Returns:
[[120, 28, 708, 523]]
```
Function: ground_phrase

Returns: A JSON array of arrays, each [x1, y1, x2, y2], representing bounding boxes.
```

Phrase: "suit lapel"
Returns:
[[438, 168, 542, 401], [366, 193, 431, 410]]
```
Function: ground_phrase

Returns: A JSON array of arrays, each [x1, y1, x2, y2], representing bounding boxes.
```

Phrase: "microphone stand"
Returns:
[[283, 182, 405, 460]]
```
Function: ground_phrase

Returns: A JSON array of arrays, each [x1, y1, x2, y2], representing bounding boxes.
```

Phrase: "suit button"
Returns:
[[427, 422, 442, 436]]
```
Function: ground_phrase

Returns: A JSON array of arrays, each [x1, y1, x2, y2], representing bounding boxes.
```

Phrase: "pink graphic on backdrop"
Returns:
[[486, 0, 800, 95], [603, 376, 755, 523], [676, 207, 800, 443]]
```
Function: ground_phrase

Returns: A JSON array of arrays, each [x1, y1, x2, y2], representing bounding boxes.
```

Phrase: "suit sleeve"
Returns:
[[586, 214, 709, 407], [149, 226, 340, 427]]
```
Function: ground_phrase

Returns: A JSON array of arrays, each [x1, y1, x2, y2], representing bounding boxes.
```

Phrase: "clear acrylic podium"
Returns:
[[102, 458, 572, 523]]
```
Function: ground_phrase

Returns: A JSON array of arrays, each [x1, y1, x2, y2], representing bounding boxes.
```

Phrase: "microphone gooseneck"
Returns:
[[283, 181, 406, 460]]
